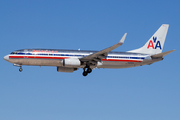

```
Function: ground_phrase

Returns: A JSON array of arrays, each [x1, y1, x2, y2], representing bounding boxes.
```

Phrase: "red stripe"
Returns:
[[9, 56, 24, 58], [102, 59, 142, 62], [9, 56, 142, 62], [9, 56, 69, 59]]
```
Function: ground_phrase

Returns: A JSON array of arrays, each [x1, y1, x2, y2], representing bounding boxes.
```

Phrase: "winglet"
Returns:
[[119, 33, 127, 44]]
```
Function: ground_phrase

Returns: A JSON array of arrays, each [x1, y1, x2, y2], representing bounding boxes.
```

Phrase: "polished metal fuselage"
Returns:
[[4, 49, 162, 69]]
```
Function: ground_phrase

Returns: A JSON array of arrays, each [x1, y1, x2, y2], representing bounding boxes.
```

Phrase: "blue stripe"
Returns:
[[17, 52, 145, 60]]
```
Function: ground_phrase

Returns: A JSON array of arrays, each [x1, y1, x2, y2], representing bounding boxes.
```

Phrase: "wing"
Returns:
[[80, 33, 127, 64]]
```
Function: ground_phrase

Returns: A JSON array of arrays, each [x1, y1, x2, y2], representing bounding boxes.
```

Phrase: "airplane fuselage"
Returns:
[[4, 49, 161, 69]]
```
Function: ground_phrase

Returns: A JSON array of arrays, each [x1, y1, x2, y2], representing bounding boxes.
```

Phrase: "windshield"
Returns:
[[10, 52, 18, 54]]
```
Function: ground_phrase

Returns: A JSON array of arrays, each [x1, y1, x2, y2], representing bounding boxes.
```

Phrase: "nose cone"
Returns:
[[3, 55, 9, 61]]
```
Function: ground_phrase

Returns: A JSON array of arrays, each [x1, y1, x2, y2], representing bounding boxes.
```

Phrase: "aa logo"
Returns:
[[147, 37, 162, 49]]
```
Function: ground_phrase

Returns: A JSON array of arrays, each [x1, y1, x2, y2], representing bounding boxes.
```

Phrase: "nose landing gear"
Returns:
[[19, 67, 23, 72], [13, 64, 23, 72]]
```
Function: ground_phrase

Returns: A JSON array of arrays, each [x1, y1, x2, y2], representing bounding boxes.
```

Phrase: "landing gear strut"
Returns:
[[13, 64, 23, 72], [82, 66, 92, 76]]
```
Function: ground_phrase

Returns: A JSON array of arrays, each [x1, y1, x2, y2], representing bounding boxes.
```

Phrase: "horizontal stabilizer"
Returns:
[[151, 50, 175, 58]]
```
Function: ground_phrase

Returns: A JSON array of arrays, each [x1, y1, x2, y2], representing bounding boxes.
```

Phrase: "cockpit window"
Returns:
[[10, 52, 18, 54]]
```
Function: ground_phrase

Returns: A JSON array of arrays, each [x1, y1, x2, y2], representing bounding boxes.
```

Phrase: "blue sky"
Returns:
[[0, 0, 179, 120]]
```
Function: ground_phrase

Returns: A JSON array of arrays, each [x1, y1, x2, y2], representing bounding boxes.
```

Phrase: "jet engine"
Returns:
[[62, 58, 81, 67], [57, 66, 78, 73]]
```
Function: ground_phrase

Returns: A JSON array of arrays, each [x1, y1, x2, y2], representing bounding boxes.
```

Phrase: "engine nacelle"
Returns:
[[62, 58, 81, 67], [57, 66, 78, 73]]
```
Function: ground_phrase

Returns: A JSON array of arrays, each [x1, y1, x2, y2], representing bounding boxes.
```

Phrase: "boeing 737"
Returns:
[[3, 24, 175, 76]]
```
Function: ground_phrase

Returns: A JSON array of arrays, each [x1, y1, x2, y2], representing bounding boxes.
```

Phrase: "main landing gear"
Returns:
[[82, 66, 92, 76]]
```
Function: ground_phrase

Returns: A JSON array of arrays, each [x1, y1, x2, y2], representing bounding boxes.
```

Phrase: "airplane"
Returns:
[[3, 24, 175, 76]]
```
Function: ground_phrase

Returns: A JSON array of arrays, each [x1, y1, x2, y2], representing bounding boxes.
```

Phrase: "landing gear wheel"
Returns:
[[82, 64, 93, 76], [19, 67, 23, 72], [83, 71, 88, 76], [87, 68, 92, 73]]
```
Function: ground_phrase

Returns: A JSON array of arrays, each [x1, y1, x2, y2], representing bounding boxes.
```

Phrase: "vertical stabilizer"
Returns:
[[128, 24, 169, 55]]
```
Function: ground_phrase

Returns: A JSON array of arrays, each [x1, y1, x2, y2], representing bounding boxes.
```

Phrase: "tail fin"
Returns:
[[128, 24, 169, 55]]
